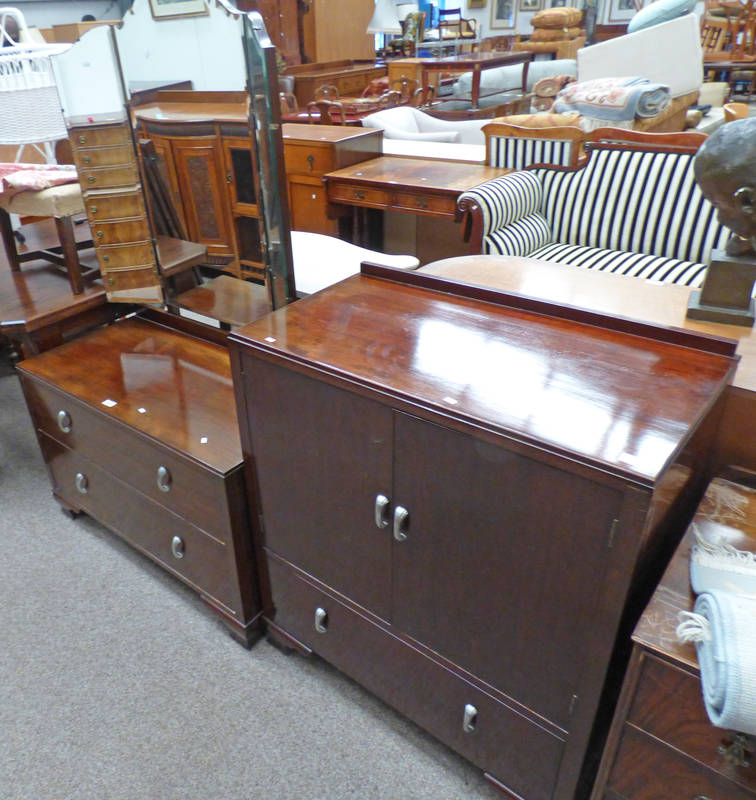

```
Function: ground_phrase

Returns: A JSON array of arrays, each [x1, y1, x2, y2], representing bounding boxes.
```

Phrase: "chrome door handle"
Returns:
[[393, 505, 409, 542], [75, 472, 88, 494], [314, 607, 328, 633], [374, 494, 390, 529], [57, 409, 72, 433], [463, 703, 478, 733], [171, 535, 185, 559], [156, 465, 172, 492]]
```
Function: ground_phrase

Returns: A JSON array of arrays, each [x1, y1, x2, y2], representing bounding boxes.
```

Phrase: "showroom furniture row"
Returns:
[[133, 92, 384, 277], [458, 136, 729, 289]]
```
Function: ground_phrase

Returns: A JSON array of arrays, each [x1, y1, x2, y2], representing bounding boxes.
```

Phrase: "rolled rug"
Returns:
[[677, 591, 756, 735], [690, 523, 756, 595], [554, 76, 671, 121]]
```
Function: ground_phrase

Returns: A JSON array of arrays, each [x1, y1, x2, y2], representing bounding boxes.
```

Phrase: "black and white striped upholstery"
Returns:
[[488, 135, 577, 170], [460, 147, 729, 286]]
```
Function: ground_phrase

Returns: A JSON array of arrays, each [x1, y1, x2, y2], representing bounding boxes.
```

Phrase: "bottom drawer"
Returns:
[[266, 555, 564, 800], [609, 725, 755, 800], [40, 431, 242, 616]]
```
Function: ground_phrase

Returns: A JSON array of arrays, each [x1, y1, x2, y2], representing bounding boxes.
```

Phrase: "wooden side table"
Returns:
[[591, 471, 756, 799]]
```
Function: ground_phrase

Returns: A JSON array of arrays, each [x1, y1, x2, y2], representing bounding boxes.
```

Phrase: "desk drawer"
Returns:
[[393, 191, 456, 216], [39, 432, 241, 614], [73, 145, 135, 170], [629, 653, 756, 792], [328, 182, 389, 208], [21, 378, 233, 543], [71, 124, 131, 149], [91, 217, 151, 246], [284, 143, 335, 176], [608, 725, 755, 800], [86, 189, 145, 221], [267, 556, 564, 800], [338, 75, 366, 95], [79, 164, 140, 190], [98, 241, 155, 269]]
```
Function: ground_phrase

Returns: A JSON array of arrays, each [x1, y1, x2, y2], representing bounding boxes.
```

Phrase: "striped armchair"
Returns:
[[458, 142, 729, 287]]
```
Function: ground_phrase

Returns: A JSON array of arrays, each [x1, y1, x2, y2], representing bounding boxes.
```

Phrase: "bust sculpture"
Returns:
[[694, 116, 756, 257], [688, 116, 756, 325]]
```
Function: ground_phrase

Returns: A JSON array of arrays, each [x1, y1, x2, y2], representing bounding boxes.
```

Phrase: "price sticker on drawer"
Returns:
[[101, 399, 118, 407]]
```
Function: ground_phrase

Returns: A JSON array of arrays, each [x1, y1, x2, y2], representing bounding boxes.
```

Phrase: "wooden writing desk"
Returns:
[[325, 156, 510, 220], [418, 50, 532, 109]]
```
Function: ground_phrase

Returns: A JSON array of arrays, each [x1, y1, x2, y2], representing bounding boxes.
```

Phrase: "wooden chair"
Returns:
[[313, 84, 340, 102], [389, 77, 423, 106], [307, 100, 347, 125], [279, 91, 298, 115], [723, 100, 751, 121]]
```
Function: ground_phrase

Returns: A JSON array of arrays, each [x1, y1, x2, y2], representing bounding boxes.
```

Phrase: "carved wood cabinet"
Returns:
[[230, 267, 737, 799]]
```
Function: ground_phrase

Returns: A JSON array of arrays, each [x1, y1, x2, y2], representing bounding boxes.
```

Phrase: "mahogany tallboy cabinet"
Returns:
[[17, 311, 262, 646], [229, 266, 738, 799]]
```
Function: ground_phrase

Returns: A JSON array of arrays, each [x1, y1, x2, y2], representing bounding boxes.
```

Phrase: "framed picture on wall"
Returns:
[[468, 0, 487, 8], [607, 0, 639, 22], [519, 0, 542, 11], [491, 0, 517, 28], [148, 0, 209, 20]]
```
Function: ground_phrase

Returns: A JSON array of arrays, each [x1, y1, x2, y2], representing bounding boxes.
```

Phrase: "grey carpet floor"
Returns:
[[0, 348, 500, 800]]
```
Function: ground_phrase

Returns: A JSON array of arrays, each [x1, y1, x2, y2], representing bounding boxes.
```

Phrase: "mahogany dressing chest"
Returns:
[[229, 266, 738, 798]]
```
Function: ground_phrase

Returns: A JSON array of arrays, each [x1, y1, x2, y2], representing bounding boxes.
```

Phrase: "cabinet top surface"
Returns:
[[231, 273, 735, 484], [634, 475, 756, 670], [18, 317, 241, 473]]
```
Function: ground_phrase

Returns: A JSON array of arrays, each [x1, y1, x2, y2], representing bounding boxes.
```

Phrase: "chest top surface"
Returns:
[[18, 316, 241, 473], [231, 272, 736, 485]]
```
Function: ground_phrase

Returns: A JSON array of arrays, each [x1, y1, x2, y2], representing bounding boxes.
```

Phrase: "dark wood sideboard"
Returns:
[[282, 59, 387, 107], [592, 472, 756, 799], [229, 265, 738, 799], [16, 310, 262, 646]]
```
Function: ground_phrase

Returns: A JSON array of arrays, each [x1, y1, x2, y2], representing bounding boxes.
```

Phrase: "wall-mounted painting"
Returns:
[[607, 0, 639, 23], [519, 0, 543, 11], [149, 0, 209, 20], [468, 0, 487, 8], [491, 0, 517, 28]]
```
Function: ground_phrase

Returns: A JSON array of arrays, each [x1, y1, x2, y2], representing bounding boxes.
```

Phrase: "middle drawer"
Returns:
[[21, 377, 233, 544], [90, 217, 151, 246]]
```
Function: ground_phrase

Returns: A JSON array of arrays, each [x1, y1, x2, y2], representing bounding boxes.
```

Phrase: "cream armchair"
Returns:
[[361, 106, 488, 144]]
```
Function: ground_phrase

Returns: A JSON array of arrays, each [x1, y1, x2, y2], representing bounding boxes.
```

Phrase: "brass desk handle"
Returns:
[[78, 135, 86, 144], [90, 206, 98, 214], [226, 168, 233, 184], [354, 189, 365, 200], [416, 198, 429, 209], [87, 176, 95, 184], [96, 231, 103, 239], [83, 155, 91, 165], [307, 154, 315, 171]]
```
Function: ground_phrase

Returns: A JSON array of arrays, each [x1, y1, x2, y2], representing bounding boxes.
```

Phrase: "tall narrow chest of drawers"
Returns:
[[17, 311, 262, 646], [229, 266, 738, 798]]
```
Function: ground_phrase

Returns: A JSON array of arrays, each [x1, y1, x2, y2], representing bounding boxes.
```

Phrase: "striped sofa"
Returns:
[[458, 144, 730, 287]]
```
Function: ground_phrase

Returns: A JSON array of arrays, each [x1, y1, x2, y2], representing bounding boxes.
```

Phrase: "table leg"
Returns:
[[471, 67, 482, 110]]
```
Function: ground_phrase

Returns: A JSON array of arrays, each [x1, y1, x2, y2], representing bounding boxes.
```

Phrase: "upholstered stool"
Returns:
[[0, 182, 93, 294]]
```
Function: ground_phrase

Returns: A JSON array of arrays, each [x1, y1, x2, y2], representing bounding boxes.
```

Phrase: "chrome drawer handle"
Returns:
[[463, 703, 477, 734], [374, 494, 390, 529], [156, 465, 172, 492], [57, 409, 72, 433], [171, 535, 185, 559], [75, 472, 88, 494], [314, 607, 328, 634], [393, 505, 409, 542], [718, 732, 752, 767], [692, 796, 712, 800]]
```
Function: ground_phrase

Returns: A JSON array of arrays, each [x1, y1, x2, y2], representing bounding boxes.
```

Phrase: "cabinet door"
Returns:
[[171, 137, 234, 263], [148, 134, 187, 235], [289, 178, 338, 236], [391, 412, 623, 730], [240, 357, 393, 620]]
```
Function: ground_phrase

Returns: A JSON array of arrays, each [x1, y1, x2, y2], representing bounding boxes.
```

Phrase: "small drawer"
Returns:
[[73, 145, 135, 170], [20, 378, 233, 543], [98, 241, 155, 269], [339, 76, 364, 94], [90, 217, 151, 246], [102, 265, 160, 293], [328, 182, 389, 207], [38, 432, 242, 614], [629, 653, 756, 791], [283, 143, 334, 176], [79, 164, 140, 190], [609, 725, 755, 800], [266, 556, 564, 800], [392, 191, 456, 216], [86, 189, 146, 220], [70, 124, 130, 149]]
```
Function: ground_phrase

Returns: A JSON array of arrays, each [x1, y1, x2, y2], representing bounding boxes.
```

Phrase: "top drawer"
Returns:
[[70, 124, 131, 149], [629, 652, 756, 793], [20, 376, 234, 544], [284, 143, 334, 176]]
